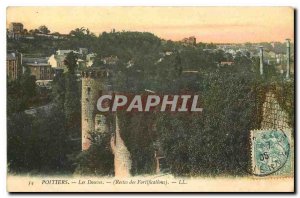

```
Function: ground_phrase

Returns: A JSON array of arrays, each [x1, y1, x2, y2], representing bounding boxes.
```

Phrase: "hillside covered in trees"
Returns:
[[7, 28, 294, 177]]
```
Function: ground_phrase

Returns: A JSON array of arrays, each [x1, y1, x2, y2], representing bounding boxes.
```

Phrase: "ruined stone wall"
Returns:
[[111, 116, 132, 177], [261, 92, 290, 131]]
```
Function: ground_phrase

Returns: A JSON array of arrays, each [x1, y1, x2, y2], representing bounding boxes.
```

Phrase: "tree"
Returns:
[[51, 74, 66, 110], [28, 29, 40, 35], [119, 112, 157, 175], [7, 108, 73, 174], [74, 132, 114, 176], [23, 29, 28, 35], [64, 52, 78, 74], [20, 69, 37, 100], [38, 25, 50, 34], [64, 73, 81, 138], [63, 52, 81, 138], [69, 27, 87, 38], [7, 70, 37, 116], [52, 32, 60, 36]]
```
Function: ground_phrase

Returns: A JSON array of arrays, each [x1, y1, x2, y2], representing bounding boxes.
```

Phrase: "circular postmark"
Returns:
[[252, 129, 290, 176]]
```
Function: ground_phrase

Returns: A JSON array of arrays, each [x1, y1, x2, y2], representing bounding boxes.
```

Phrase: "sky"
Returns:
[[6, 7, 294, 43]]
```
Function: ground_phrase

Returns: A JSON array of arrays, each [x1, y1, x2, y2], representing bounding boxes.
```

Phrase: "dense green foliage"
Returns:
[[156, 69, 257, 176], [119, 112, 157, 175], [7, 109, 72, 174], [63, 52, 81, 138], [110, 42, 261, 176], [7, 29, 294, 176], [7, 70, 37, 116], [7, 51, 82, 174], [74, 132, 114, 176]]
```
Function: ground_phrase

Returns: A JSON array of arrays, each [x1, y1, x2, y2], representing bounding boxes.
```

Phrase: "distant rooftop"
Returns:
[[26, 63, 51, 66], [7, 53, 18, 61], [182, 70, 199, 73], [23, 57, 48, 64]]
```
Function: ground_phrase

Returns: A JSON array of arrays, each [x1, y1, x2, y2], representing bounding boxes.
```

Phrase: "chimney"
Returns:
[[259, 46, 264, 75], [286, 39, 291, 79]]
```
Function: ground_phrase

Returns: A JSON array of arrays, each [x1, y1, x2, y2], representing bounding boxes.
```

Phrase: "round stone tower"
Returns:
[[81, 68, 132, 177], [81, 68, 112, 150]]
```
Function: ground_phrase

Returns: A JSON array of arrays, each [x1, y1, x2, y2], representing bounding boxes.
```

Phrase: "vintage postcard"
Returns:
[[6, 7, 295, 192]]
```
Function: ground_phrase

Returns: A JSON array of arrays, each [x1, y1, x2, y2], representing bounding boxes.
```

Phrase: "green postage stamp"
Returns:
[[251, 129, 293, 176]]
